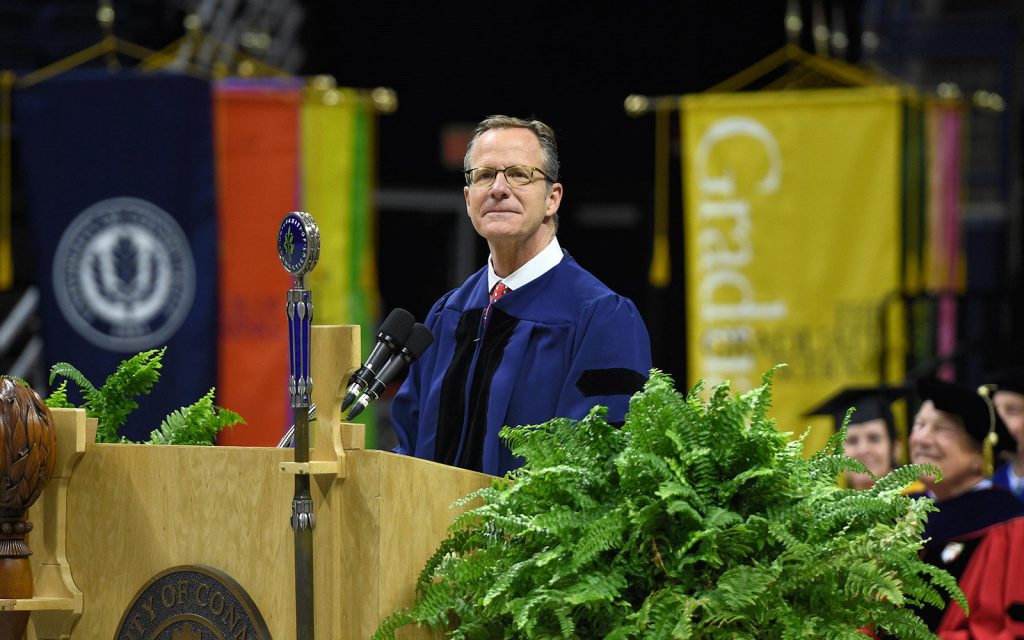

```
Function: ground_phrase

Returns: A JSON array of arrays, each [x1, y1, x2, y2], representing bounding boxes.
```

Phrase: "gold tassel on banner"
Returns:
[[0, 70, 13, 289], [648, 102, 671, 288], [628, 44, 887, 293]]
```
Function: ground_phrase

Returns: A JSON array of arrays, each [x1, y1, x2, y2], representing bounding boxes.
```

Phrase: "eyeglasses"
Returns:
[[464, 165, 550, 188]]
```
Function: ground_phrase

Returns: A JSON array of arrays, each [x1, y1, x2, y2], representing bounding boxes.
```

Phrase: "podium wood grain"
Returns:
[[48, 445, 489, 639], [18, 408, 85, 640], [21, 326, 492, 639]]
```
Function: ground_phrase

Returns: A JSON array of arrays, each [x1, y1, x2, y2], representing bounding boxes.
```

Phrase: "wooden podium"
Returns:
[[8, 326, 492, 639]]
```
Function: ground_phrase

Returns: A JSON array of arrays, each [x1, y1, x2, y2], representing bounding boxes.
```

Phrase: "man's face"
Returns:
[[844, 419, 895, 489], [909, 400, 983, 496], [994, 390, 1024, 447], [463, 128, 562, 251]]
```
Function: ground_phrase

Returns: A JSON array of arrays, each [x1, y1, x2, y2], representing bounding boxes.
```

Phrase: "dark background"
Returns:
[[306, 1, 801, 385], [2, 0, 1022, 391]]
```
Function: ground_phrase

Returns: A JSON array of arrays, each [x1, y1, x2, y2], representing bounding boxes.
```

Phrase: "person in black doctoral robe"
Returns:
[[907, 377, 1024, 638]]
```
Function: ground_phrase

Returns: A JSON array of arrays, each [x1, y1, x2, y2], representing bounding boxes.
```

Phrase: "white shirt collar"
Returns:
[[487, 237, 563, 293]]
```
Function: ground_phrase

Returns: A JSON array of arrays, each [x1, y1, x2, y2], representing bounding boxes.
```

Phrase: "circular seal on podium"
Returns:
[[115, 565, 271, 640]]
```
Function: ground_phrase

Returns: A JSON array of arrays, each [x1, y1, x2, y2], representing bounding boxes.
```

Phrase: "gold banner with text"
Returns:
[[682, 86, 905, 453]]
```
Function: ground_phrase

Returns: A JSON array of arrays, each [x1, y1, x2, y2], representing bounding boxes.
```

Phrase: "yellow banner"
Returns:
[[301, 89, 357, 324], [682, 86, 905, 453], [300, 89, 380, 445]]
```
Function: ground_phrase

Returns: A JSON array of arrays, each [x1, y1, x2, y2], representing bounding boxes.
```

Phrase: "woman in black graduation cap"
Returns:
[[907, 377, 1024, 638], [807, 386, 907, 490], [987, 367, 1024, 500]]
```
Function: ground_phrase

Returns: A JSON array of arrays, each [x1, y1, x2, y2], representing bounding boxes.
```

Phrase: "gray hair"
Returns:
[[463, 115, 560, 183]]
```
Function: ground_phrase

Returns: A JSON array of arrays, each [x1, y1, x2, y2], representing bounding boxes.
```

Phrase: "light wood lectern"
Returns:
[[7, 326, 491, 639]]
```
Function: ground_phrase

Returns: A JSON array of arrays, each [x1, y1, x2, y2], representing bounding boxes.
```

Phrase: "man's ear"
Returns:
[[545, 182, 563, 218]]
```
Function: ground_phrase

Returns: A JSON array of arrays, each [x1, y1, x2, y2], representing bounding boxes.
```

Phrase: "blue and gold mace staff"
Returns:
[[277, 211, 321, 640]]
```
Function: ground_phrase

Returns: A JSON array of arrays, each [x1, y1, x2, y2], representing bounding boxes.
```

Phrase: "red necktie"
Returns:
[[484, 282, 511, 323]]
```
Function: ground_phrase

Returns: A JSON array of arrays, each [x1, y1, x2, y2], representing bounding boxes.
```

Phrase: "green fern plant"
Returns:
[[148, 388, 245, 445], [48, 348, 165, 442], [45, 380, 75, 408], [375, 369, 965, 640], [45, 348, 244, 445]]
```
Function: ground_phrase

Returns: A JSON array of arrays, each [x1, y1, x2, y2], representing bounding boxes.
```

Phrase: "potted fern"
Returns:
[[374, 370, 962, 639], [46, 348, 244, 444]]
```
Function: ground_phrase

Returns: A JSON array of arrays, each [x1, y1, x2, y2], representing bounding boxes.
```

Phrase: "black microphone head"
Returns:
[[347, 308, 416, 392], [346, 403, 365, 420], [378, 308, 415, 346], [403, 323, 434, 361], [341, 389, 358, 413], [364, 323, 435, 399]]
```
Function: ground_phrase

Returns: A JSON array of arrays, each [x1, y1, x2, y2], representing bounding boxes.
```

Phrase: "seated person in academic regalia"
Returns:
[[985, 367, 1024, 500], [806, 386, 911, 490], [907, 377, 1024, 638]]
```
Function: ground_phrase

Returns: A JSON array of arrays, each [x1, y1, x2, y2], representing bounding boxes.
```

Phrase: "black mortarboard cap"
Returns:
[[914, 378, 992, 445], [805, 386, 906, 439], [914, 377, 1013, 473], [987, 366, 1024, 396]]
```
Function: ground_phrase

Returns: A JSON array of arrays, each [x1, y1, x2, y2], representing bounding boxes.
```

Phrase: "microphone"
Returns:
[[346, 323, 434, 420], [341, 308, 415, 413]]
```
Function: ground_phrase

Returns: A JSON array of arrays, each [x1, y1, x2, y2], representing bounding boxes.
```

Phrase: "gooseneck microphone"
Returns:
[[346, 323, 434, 420], [341, 308, 415, 413]]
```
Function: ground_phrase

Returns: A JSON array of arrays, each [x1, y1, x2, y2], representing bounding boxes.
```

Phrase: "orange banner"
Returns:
[[214, 81, 301, 445]]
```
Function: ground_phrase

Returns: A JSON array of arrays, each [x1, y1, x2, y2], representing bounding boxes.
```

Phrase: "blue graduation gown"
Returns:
[[391, 252, 652, 476], [992, 463, 1024, 500]]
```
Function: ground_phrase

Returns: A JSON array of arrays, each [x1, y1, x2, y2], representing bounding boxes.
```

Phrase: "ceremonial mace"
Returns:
[[277, 211, 320, 640]]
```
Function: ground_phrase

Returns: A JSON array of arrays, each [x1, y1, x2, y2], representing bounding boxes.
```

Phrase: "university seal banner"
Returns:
[[16, 71, 217, 441], [681, 86, 905, 453]]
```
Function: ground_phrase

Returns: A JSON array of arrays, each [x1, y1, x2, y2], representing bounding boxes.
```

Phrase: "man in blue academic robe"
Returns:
[[391, 115, 652, 476], [987, 367, 1024, 499]]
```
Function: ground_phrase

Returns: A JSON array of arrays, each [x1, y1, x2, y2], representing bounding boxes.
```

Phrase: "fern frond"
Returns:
[[5, 375, 30, 387], [706, 563, 779, 612], [872, 463, 939, 495], [375, 369, 961, 639], [49, 361, 96, 395], [45, 380, 75, 408], [147, 387, 245, 445], [572, 508, 628, 569], [87, 348, 164, 442], [869, 606, 937, 640], [370, 608, 417, 640], [919, 562, 968, 614], [821, 415, 853, 458]]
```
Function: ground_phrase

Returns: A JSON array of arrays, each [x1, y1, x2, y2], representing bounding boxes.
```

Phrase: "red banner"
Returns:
[[214, 82, 301, 445]]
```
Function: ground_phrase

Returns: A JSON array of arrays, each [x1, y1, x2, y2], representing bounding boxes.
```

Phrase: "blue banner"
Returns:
[[16, 70, 217, 442]]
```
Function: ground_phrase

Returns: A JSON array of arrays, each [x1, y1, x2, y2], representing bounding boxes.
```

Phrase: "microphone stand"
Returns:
[[278, 211, 320, 640], [277, 404, 317, 449]]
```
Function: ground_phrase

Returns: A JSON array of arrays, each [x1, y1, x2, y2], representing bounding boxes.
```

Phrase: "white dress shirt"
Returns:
[[487, 237, 564, 293]]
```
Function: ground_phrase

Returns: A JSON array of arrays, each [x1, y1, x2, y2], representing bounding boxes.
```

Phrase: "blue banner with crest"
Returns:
[[16, 70, 216, 442]]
